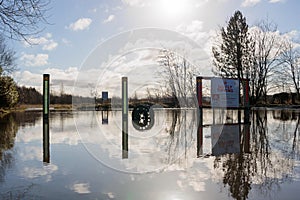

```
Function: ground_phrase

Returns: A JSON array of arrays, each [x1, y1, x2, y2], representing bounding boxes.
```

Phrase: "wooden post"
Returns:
[[241, 78, 250, 108], [196, 77, 204, 157], [196, 77, 203, 108], [122, 77, 128, 158]]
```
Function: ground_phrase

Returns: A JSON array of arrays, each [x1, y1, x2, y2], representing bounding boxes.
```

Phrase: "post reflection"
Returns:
[[122, 77, 128, 159], [43, 117, 50, 163], [197, 108, 251, 157], [211, 109, 300, 200], [101, 110, 109, 124]]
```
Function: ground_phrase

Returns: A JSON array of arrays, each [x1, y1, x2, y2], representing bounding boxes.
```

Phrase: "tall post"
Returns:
[[43, 74, 50, 163], [43, 74, 50, 117], [196, 77, 203, 157], [196, 77, 202, 108], [122, 77, 128, 158], [243, 79, 250, 108], [244, 78, 250, 153]]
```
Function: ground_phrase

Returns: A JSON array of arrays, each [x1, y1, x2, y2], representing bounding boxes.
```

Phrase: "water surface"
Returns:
[[0, 109, 300, 199]]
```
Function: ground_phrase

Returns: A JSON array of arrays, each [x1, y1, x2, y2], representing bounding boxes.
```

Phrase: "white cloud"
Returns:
[[175, 20, 213, 67], [24, 33, 58, 51], [43, 42, 58, 51], [103, 14, 115, 24], [20, 53, 49, 67], [67, 18, 92, 31], [241, 0, 261, 7], [43, 67, 78, 82], [21, 164, 58, 180], [107, 192, 115, 199], [195, 0, 209, 8], [13, 67, 79, 94], [269, 0, 284, 3], [13, 70, 41, 88], [176, 20, 204, 38], [282, 30, 299, 40], [70, 182, 91, 194], [121, 0, 151, 7]]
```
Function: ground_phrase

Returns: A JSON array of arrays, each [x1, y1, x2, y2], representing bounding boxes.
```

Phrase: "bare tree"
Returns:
[[0, 0, 50, 41], [277, 40, 300, 102], [157, 49, 199, 107], [250, 19, 284, 103], [0, 35, 15, 75]]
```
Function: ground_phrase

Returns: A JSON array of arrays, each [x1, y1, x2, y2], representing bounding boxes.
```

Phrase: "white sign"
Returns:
[[211, 78, 239, 108]]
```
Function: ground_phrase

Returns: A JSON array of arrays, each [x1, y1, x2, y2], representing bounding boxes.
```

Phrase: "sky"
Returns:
[[9, 0, 300, 97]]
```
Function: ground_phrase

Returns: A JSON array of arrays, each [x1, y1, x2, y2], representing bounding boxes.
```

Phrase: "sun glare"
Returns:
[[158, 0, 189, 19]]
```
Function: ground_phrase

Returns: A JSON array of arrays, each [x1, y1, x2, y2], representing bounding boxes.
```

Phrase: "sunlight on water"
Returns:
[[0, 109, 300, 199]]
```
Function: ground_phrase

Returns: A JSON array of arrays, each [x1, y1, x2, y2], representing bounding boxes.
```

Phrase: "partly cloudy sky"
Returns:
[[10, 0, 299, 96]]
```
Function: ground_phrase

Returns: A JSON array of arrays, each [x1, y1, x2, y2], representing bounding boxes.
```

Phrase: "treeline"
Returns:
[[16, 86, 95, 105], [17, 86, 71, 105]]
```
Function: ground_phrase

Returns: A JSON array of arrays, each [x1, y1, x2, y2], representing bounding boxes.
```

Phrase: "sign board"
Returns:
[[211, 78, 239, 108], [211, 124, 240, 156], [102, 91, 108, 101]]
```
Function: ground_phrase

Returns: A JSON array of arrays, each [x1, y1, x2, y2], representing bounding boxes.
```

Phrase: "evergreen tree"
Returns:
[[0, 35, 18, 108], [0, 76, 18, 108], [212, 10, 254, 80]]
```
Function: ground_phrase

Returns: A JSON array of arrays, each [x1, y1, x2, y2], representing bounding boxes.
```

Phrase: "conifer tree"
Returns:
[[212, 10, 254, 80]]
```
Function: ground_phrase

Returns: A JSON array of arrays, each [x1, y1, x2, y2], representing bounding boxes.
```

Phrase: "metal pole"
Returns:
[[43, 74, 50, 117], [122, 77, 128, 158], [43, 74, 50, 163]]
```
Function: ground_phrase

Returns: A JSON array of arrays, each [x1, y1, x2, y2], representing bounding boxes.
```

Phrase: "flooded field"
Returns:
[[0, 108, 300, 199]]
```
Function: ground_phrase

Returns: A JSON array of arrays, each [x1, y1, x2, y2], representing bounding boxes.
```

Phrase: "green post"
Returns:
[[43, 117, 50, 163], [122, 77, 128, 158], [43, 74, 50, 163], [43, 74, 50, 117]]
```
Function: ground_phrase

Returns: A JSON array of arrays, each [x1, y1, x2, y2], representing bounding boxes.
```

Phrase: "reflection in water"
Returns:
[[0, 112, 41, 183], [212, 109, 300, 200], [0, 109, 300, 199], [272, 109, 298, 121], [43, 117, 50, 163], [101, 110, 109, 124], [0, 114, 17, 183], [211, 124, 240, 156]]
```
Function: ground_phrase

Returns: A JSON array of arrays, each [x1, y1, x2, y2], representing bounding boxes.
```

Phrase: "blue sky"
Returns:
[[10, 0, 300, 96]]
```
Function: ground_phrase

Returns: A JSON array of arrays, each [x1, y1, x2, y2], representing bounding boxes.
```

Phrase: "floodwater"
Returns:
[[0, 108, 300, 200]]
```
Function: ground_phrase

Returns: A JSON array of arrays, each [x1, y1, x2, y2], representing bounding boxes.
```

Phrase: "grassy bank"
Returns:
[[0, 104, 73, 114]]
